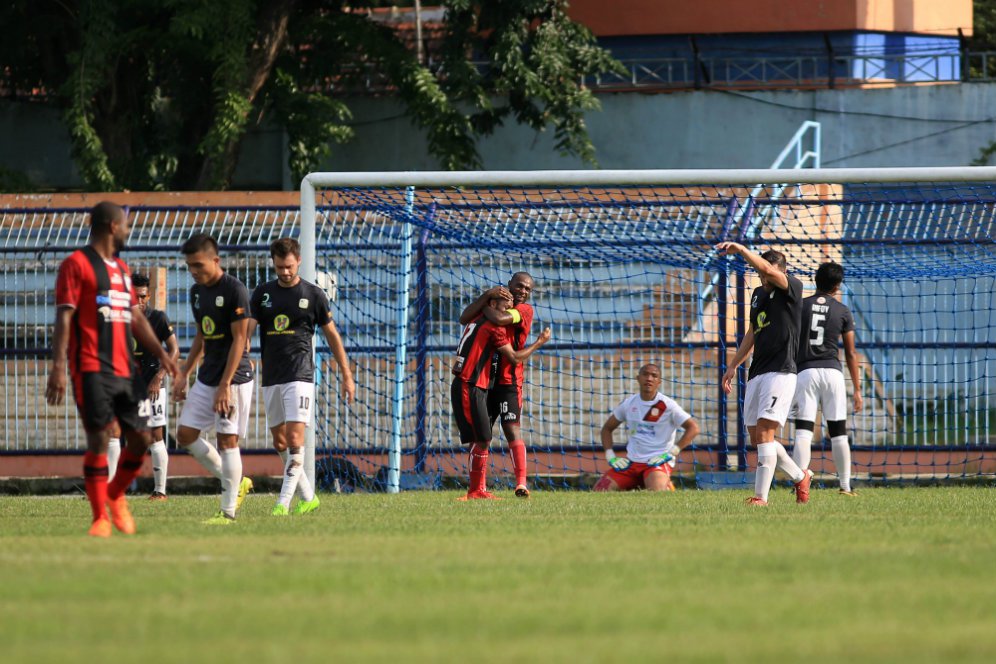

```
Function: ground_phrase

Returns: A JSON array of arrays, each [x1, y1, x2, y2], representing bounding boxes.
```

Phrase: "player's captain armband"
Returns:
[[507, 309, 522, 324]]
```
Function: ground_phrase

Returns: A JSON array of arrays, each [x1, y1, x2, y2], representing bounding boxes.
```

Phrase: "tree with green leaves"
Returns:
[[0, 1, 622, 191]]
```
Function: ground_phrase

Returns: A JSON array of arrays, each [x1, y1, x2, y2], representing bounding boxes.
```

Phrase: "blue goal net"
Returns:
[[305, 172, 996, 490]]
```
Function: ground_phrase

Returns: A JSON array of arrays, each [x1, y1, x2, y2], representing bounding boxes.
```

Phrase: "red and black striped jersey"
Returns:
[[55, 247, 138, 378], [492, 302, 533, 387], [454, 316, 510, 389]]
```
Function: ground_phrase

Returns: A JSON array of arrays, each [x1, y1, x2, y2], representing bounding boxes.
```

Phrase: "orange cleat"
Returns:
[[107, 495, 136, 535], [794, 469, 814, 504], [457, 490, 503, 501], [745, 496, 768, 506], [148, 492, 168, 502], [88, 517, 112, 538]]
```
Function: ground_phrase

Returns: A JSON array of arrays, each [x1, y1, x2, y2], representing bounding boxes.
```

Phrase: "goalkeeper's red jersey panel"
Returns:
[[454, 317, 510, 390], [493, 302, 533, 387], [55, 247, 138, 378]]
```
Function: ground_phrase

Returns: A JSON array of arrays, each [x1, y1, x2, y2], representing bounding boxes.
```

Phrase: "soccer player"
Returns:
[[452, 294, 551, 500], [131, 272, 180, 500], [791, 261, 863, 495], [44, 201, 178, 537], [172, 233, 254, 524], [249, 237, 355, 516], [459, 272, 536, 497], [716, 242, 813, 506], [594, 363, 700, 492]]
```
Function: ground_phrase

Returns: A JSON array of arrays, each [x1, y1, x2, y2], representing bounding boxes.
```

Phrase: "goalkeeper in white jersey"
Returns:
[[594, 364, 699, 492]]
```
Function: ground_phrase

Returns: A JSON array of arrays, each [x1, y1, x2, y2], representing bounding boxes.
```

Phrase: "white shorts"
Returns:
[[143, 385, 168, 429], [179, 379, 254, 437], [793, 367, 847, 422], [744, 372, 797, 427], [263, 382, 314, 427]]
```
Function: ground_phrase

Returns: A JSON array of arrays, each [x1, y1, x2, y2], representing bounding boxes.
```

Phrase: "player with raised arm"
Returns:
[[45, 202, 178, 537], [792, 261, 863, 496], [130, 273, 180, 500], [594, 363, 700, 492], [459, 272, 536, 497], [716, 242, 813, 506], [172, 233, 254, 524], [452, 294, 551, 500], [249, 238, 355, 516]]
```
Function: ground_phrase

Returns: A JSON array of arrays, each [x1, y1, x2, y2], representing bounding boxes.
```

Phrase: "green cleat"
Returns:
[[271, 503, 289, 516], [203, 511, 236, 525], [292, 497, 321, 515], [235, 477, 253, 510]]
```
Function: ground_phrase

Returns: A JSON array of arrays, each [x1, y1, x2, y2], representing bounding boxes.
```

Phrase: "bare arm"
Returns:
[[673, 416, 701, 452], [842, 329, 863, 413], [721, 325, 755, 394], [213, 318, 249, 414], [481, 306, 519, 326], [246, 318, 257, 352], [45, 306, 74, 406], [600, 414, 623, 452], [148, 330, 181, 396], [458, 286, 511, 325], [173, 330, 204, 402], [494, 327, 552, 365], [321, 319, 356, 404], [715, 242, 788, 291]]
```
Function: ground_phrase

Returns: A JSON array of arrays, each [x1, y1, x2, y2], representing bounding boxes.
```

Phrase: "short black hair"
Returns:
[[89, 202, 124, 236], [760, 249, 787, 270], [181, 232, 218, 256], [270, 237, 301, 260], [815, 261, 844, 292], [132, 273, 150, 288]]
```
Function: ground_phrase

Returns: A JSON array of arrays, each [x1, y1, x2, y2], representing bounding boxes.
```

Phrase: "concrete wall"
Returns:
[[5, 82, 996, 189]]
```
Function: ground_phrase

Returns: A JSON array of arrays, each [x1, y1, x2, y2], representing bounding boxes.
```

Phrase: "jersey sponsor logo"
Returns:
[[202, 316, 216, 335], [110, 272, 123, 285], [643, 400, 668, 422], [215, 296, 224, 307], [755, 311, 770, 332], [298, 298, 309, 309], [274, 314, 290, 331]]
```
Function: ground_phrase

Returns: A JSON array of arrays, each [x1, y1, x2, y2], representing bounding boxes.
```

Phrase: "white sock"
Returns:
[[220, 447, 242, 517], [775, 442, 806, 483], [793, 429, 814, 470], [107, 438, 121, 482], [831, 435, 852, 492], [279, 448, 315, 501], [150, 440, 169, 494], [277, 450, 305, 508], [186, 437, 223, 480], [755, 443, 777, 502]]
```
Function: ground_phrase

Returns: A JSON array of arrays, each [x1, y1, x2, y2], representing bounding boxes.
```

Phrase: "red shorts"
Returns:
[[605, 461, 671, 491]]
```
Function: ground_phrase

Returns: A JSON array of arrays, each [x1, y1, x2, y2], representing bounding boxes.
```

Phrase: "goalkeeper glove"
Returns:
[[605, 449, 631, 471], [647, 448, 680, 468]]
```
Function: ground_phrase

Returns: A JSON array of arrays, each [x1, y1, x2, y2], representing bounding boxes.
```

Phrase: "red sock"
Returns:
[[107, 448, 144, 500], [508, 439, 527, 486], [83, 451, 109, 522], [469, 448, 489, 493]]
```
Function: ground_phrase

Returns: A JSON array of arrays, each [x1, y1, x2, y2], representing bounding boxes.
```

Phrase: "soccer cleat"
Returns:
[[89, 518, 113, 538], [203, 511, 236, 525], [107, 496, 136, 535], [271, 503, 289, 516], [148, 491, 168, 502], [745, 496, 768, 506], [458, 490, 503, 501], [514, 484, 530, 498], [794, 469, 814, 504], [292, 497, 321, 515], [235, 477, 253, 510], [838, 489, 859, 497]]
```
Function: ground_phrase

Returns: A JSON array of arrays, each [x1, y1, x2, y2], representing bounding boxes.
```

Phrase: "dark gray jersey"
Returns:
[[748, 273, 804, 379], [190, 272, 254, 387], [250, 279, 333, 387], [797, 293, 855, 372]]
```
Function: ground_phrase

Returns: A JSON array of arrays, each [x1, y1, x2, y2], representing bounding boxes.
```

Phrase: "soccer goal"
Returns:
[[300, 167, 996, 492]]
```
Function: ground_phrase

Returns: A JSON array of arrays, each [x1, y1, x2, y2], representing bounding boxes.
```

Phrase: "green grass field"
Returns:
[[1, 487, 995, 663]]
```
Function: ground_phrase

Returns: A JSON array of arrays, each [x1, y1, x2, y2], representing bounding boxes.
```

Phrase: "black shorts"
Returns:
[[451, 378, 492, 445], [488, 384, 522, 427], [71, 372, 149, 434]]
